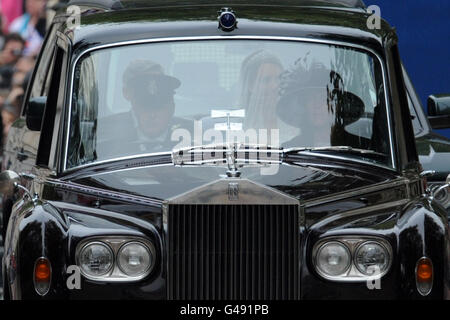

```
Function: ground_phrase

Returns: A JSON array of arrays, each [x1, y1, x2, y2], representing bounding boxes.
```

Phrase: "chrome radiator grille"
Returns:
[[168, 204, 300, 300]]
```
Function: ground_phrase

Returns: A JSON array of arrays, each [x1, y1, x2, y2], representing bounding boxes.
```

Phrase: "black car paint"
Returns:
[[402, 65, 450, 183], [6, 162, 447, 299], [416, 133, 450, 181], [1, 2, 449, 300]]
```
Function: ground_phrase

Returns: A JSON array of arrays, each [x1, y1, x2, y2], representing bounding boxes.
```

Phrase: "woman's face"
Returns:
[[243, 62, 283, 130], [254, 63, 282, 97], [304, 90, 332, 127]]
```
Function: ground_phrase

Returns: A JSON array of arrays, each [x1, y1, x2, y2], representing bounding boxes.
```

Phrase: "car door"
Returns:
[[35, 33, 69, 174], [2, 23, 59, 174], [2, 33, 69, 272]]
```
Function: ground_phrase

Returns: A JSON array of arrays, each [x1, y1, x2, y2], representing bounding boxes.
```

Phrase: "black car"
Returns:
[[402, 67, 450, 213], [1, 0, 450, 300]]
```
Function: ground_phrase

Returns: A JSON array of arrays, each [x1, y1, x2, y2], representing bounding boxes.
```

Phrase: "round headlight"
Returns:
[[316, 242, 351, 277], [79, 242, 114, 277], [117, 242, 153, 277], [355, 242, 390, 276]]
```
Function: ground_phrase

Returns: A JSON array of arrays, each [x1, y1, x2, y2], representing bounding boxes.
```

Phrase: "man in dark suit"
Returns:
[[97, 59, 192, 159]]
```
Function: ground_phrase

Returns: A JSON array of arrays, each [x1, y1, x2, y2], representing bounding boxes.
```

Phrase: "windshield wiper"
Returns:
[[173, 144, 387, 166], [172, 143, 351, 177], [172, 143, 283, 166], [284, 146, 387, 160]]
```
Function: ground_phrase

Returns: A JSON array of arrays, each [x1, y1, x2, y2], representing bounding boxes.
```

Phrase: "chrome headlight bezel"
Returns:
[[75, 236, 156, 282], [312, 236, 393, 282], [78, 241, 115, 278], [354, 241, 391, 276], [117, 241, 155, 277], [315, 241, 352, 278]]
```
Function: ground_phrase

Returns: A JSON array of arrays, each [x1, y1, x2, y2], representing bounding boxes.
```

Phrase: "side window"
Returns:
[[22, 24, 58, 115], [37, 39, 68, 168]]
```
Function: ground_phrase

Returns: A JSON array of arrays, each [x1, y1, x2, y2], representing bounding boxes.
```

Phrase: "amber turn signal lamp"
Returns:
[[417, 259, 432, 281], [35, 258, 51, 281], [34, 257, 51, 296], [416, 257, 433, 296]]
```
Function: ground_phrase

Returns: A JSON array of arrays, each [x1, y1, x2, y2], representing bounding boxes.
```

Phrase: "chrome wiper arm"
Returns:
[[172, 144, 350, 178], [284, 146, 387, 158], [172, 144, 387, 178], [173, 144, 386, 165], [172, 143, 283, 167]]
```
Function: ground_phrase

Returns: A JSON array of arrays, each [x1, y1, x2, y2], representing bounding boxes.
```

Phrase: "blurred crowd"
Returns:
[[0, 0, 62, 149]]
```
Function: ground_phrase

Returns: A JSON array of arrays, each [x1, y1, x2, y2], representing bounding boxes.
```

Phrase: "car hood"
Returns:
[[71, 161, 398, 202], [416, 132, 450, 181]]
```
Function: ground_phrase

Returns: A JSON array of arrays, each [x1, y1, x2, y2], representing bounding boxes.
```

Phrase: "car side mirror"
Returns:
[[0, 170, 20, 195], [427, 94, 450, 130], [26, 96, 47, 131]]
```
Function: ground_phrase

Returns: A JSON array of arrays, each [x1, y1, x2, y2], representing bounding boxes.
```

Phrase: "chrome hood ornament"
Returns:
[[225, 143, 240, 177], [210, 109, 245, 177]]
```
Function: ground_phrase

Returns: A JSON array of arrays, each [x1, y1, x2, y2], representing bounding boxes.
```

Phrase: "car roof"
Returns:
[[66, 0, 367, 11], [56, 0, 393, 57]]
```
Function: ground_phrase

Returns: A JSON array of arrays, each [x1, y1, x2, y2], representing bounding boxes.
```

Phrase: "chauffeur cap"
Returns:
[[123, 59, 181, 108]]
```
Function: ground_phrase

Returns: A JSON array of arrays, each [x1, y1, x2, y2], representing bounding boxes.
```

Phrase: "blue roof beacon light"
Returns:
[[218, 7, 237, 31]]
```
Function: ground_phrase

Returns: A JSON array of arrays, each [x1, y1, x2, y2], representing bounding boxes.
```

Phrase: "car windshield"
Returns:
[[67, 39, 392, 169]]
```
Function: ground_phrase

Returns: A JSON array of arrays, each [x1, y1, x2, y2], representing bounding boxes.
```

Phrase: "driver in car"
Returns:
[[124, 59, 183, 151], [99, 59, 191, 156]]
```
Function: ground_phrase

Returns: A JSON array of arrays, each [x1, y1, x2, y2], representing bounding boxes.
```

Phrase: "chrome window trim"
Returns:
[[63, 36, 396, 173]]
